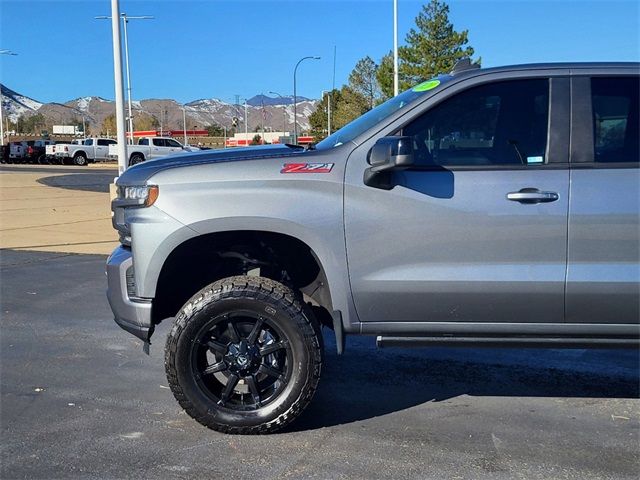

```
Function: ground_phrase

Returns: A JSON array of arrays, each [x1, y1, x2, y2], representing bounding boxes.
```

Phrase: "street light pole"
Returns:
[[107, 0, 127, 174], [293, 56, 320, 145], [244, 100, 248, 145], [96, 13, 153, 146], [182, 106, 187, 145], [268, 91, 287, 141], [0, 50, 18, 146], [393, 0, 399, 96], [321, 90, 332, 136]]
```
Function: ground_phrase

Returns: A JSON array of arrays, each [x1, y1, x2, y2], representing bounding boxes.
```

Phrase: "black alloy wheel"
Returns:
[[191, 311, 292, 410], [165, 276, 323, 434]]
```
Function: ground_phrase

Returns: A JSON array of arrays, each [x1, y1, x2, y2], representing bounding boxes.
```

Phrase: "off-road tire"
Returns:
[[165, 275, 323, 434]]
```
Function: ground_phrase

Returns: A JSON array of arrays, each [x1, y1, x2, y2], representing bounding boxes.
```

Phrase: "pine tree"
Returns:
[[348, 56, 381, 109], [400, 0, 476, 87], [376, 52, 395, 101]]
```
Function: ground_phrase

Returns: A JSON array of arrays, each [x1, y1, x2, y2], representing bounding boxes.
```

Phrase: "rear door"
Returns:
[[151, 138, 166, 158], [164, 138, 184, 155], [344, 74, 572, 328], [95, 139, 114, 160], [566, 73, 639, 326]]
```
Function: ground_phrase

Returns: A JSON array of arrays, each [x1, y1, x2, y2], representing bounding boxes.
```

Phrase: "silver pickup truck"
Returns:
[[107, 61, 639, 434]]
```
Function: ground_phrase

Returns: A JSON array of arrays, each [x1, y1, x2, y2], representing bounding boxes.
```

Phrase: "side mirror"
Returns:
[[364, 136, 414, 189]]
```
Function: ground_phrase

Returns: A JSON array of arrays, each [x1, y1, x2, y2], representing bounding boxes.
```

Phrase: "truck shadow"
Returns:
[[286, 331, 639, 432], [37, 174, 113, 193]]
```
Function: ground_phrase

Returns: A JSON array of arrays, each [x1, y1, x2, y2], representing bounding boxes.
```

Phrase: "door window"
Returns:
[[83, 139, 93, 146], [403, 79, 549, 167], [166, 139, 182, 148], [591, 77, 639, 164], [152, 138, 166, 147], [139, 138, 149, 146], [97, 139, 110, 146]]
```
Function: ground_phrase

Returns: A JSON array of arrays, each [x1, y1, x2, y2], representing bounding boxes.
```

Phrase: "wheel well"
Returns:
[[130, 152, 144, 160], [151, 231, 333, 326], [74, 151, 86, 157]]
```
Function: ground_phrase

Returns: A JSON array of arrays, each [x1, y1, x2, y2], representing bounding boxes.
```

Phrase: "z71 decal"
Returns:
[[281, 163, 334, 174]]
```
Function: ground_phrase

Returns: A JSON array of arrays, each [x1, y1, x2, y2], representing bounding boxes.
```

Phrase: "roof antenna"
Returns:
[[451, 58, 480, 75]]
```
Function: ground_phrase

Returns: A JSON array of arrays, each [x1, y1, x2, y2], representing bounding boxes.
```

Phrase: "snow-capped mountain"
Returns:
[[0, 85, 43, 121], [1, 83, 318, 134]]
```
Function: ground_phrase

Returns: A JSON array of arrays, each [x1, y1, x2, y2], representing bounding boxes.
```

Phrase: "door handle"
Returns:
[[507, 188, 559, 204]]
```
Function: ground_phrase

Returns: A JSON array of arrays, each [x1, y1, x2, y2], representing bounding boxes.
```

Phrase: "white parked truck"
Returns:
[[51, 138, 117, 166], [108, 137, 200, 166]]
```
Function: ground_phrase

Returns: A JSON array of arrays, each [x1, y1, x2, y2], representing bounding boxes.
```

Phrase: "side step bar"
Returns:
[[376, 336, 639, 349]]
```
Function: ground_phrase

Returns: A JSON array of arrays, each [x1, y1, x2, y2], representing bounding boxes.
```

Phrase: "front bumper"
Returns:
[[106, 246, 153, 341]]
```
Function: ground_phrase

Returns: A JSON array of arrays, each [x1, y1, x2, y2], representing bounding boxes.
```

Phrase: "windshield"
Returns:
[[315, 76, 451, 150]]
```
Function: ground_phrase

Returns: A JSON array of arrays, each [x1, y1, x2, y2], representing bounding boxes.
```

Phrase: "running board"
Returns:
[[376, 336, 639, 349]]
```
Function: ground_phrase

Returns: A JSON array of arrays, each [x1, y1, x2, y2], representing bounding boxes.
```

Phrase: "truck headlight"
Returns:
[[117, 185, 159, 207]]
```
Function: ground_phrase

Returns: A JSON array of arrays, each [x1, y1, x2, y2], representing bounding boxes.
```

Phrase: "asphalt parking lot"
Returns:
[[1, 166, 639, 479]]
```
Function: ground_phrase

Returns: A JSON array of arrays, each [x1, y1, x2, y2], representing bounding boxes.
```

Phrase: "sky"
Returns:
[[1, 0, 638, 104]]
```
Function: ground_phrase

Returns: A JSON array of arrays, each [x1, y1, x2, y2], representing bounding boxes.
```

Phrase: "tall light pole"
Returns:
[[269, 91, 287, 140], [244, 100, 248, 145], [321, 90, 332, 137], [100, 1, 127, 174], [293, 56, 320, 145], [96, 13, 153, 145], [181, 106, 187, 145], [393, 0, 399, 96], [0, 49, 18, 146]]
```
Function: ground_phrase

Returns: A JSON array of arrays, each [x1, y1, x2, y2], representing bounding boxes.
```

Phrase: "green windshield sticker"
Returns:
[[412, 79, 440, 92]]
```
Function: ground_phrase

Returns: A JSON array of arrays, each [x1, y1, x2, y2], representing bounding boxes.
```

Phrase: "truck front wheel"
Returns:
[[165, 276, 323, 434]]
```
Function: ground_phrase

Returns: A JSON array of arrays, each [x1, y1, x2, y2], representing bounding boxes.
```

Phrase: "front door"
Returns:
[[344, 77, 570, 326]]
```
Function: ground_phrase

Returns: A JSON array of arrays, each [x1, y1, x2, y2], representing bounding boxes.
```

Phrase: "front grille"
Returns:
[[125, 266, 136, 298]]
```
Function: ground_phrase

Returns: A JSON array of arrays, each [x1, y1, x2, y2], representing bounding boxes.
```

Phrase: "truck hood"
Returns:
[[117, 144, 305, 185]]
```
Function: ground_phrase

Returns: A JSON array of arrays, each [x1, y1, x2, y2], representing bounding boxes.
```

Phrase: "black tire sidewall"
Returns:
[[171, 293, 314, 429], [74, 154, 87, 166]]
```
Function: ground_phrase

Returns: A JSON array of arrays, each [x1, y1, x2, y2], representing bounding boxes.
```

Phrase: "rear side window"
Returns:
[[97, 139, 109, 146], [152, 138, 166, 147], [403, 79, 549, 167], [591, 77, 639, 164], [139, 138, 149, 146], [84, 139, 93, 146]]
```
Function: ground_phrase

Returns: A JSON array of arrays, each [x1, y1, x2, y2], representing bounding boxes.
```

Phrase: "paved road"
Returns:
[[0, 164, 118, 254], [1, 249, 639, 479]]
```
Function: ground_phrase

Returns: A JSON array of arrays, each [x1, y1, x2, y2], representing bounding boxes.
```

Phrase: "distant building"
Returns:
[[225, 132, 315, 147]]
